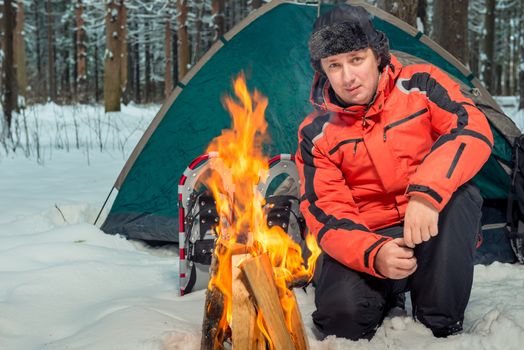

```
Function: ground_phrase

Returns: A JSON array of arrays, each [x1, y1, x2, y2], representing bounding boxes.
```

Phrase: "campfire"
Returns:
[[199, 73, 321, 349]]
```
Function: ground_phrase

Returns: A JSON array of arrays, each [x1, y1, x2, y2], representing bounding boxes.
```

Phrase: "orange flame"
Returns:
[[205, 73, 321, 345]]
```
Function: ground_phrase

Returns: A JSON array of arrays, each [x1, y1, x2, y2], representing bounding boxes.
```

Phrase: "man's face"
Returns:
[[320, 48, 381, 106]]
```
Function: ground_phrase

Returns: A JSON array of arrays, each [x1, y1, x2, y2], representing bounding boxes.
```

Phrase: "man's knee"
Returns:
[[313, 290, 386, 340], [409, 183, 481, 336], [313, 257, 387, 340]]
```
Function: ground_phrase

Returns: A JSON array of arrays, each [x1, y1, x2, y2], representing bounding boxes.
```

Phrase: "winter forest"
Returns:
[[0, 0, 523, 146], [2, 1, 524, 349]]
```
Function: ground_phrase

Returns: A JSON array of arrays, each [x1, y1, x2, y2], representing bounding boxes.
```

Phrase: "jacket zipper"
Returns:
[[383, 108, 428, 141], [328, 138, 364, 155]]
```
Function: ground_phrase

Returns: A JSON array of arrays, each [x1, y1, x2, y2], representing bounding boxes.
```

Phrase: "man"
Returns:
[[296, 4, 493, 340]]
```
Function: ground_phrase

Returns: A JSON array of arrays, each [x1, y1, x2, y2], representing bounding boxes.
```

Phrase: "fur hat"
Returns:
[[308, 4, 391, 73]]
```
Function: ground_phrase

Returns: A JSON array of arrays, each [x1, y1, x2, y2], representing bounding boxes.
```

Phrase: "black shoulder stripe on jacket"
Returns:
[[400, 72, 469, 129], [398, 72, 492, 159]]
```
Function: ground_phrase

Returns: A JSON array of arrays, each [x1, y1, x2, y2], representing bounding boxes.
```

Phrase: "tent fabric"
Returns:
[[101, 0, 520, 243]]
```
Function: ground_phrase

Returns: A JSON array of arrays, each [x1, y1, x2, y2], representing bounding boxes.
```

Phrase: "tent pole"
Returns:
[[93, 187, 115, 226], [317, 0, 322, 17]]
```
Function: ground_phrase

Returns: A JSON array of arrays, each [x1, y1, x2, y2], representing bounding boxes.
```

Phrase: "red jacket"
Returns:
[[296, 55, 493, 277]]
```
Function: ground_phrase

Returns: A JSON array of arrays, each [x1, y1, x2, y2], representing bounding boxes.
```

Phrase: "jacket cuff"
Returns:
[[405, 184, 447, 212], [366, 236, 393, 278], [320, 230, 393, 277]]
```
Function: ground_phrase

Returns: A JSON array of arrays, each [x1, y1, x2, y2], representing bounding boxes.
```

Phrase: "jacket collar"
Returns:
[[309, 54, 402, 119]]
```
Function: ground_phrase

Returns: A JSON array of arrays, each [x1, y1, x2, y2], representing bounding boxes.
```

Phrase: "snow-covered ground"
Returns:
[[0, 101, 523, 349]]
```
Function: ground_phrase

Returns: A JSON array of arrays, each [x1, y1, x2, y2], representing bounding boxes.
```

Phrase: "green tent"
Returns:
[[100, 0, 520, 244]]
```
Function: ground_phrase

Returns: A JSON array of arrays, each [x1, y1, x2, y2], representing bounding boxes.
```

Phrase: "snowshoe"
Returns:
[[257, 154, 308, 263], [178, 153, 309, 295], [178, 152, 233, 296]]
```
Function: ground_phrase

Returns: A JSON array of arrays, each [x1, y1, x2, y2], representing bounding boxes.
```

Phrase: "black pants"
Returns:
[[312, 183, 483, 340]]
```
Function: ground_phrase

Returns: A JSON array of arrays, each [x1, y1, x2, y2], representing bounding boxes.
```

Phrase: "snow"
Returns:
[[1, 103, 524, 349], [495, 96, 523, 130]]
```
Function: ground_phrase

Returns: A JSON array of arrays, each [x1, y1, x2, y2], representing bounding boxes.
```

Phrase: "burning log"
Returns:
[[288, 291, 309, 350], [201, 243, 229, 350], [201, 242, 250, 349], [240, 254, 295, 349], [240, 254, 309, 350], [231, 253, 265, 349], [201, 250, 310, 350]]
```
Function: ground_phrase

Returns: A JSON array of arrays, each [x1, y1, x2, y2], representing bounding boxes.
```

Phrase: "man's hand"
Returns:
[[403, 195, 439, 248], [374, 238, 417, 279]]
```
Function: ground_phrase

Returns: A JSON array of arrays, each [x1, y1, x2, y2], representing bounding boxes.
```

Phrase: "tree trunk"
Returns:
[[483, 0, 495, 92], [212, 0, 225, 42], [251, 0, 263, 11], [510, 5, 517, 96], [62, 13, 71, 103], [73, 20, 78, 99], [469, 32, 480, 78], [14, 0, 27, 109], [224, 0, 232, 31], [76, 0, 88, 103], [508, 4, 518, 96], [177, 0, 190, 78], [194, 0, 203, 64], [34, 1, 44, 100], [468, 0, 484, 80], [46, 0, 57, 101], [165, 7, 174, 98], [173, 31, 178, 86], [119, 4, 128, 100], [2, 0, 16, 139], [519, 45, 524, 110], [134, 21, 141, 103], [124, 40, 133, 104], [495, 63, 502, 95], [417, 0, 428, 34], [104, 0, 126, 112], [432, 0, 469, 65], [519, 1, 524, 109], [94, 29, 100, 103], [144, 21, 152, 102], [378, 0, 418, 27]]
